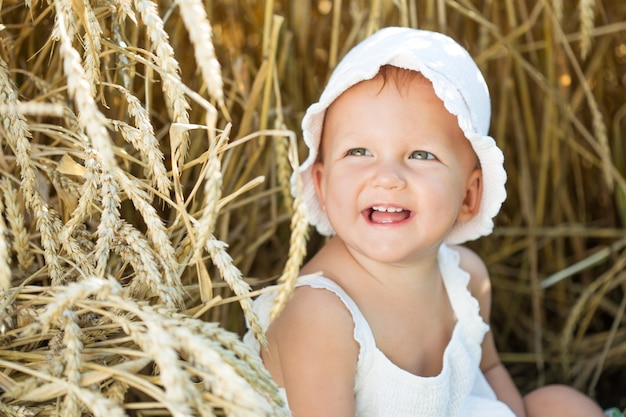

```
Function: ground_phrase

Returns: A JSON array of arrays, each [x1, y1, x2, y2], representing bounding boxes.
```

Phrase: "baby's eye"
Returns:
[[409, 150, 436, 160], [346, 148, 371, 156]]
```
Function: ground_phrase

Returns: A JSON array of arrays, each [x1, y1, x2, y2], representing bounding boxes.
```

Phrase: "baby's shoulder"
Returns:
[[268, 283, 357, 345], [264, 284, 360, 387]]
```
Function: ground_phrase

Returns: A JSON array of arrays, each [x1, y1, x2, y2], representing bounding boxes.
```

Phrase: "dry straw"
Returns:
[[1, 0, 625, 413]]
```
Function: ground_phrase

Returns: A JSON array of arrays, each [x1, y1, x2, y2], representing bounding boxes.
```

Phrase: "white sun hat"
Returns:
[[295, 26, 507, 244]]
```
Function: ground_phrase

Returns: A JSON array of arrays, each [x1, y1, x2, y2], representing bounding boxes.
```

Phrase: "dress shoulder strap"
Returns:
[[438, 244, 490, 346]]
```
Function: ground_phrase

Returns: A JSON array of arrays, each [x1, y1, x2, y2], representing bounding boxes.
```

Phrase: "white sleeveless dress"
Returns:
[[243, 244, 515, 417]]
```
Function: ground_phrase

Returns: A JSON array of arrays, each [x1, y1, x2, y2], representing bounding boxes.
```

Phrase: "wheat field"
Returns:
[[0, 0, 625, 415]]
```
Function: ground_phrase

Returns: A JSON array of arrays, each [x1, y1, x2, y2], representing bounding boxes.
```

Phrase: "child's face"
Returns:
[[312, 73, 483, 264]]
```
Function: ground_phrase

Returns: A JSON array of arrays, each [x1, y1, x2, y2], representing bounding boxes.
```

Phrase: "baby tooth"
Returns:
[[372, 206, 402, 212]]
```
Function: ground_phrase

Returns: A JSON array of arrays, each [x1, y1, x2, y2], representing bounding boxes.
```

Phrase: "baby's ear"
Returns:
[[458, 168, 482, 222], [311, 161, 327, 212]]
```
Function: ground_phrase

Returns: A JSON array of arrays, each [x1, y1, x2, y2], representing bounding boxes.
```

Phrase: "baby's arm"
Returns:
[[456, 245, 527, 417], [263, 286, 359, 417]]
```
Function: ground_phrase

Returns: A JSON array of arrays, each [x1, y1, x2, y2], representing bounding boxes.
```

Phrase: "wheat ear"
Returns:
[[77, 0, 103, 95], [69, 385, 127, 417], [54, 1, 118, 174], [1, 179, 34, 272], [115, 222, 182, 306], [0, 56, 64, 284], [59, 150, 100, 276], [50, 0, 78, 39], [94, 170, 122, 276], [110, 0, 137, 25], [162, 317, 276, 417], [113, 170, 184, 307], [174, 0, 224, 105], [270, 134, 308, 320], [0, 404, 41, 417], [205, 237, 266, 348], [60, 311, 83, 417], [579, 0, 595, 60], [194, 125, 229, 262], [106, 82, 170, 195], [133, 0, 191, 166], [273, 121, 294, 214], [183, 318, 289, 415], [127, 318, 200, 416]]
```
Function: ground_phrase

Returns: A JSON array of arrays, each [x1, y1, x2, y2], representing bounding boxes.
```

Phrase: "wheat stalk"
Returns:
[[0, 199, 11, 292], [0, 102, 64, 117], [552, 0, 564, 22], [544, 3, 614, 192], [560, 252, 626, 374]]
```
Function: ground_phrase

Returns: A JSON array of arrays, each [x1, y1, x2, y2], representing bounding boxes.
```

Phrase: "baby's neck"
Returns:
[[302, 237, 444, 302]]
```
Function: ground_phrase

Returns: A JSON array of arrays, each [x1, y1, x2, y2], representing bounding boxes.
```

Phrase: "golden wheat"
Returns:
[[132, 0, 192, 167], [174, 0, 224, 106], [0, 179, 33, 273], [109, 83, 171, 195], [270, 133, 309, 321], [579, 0, 596, 59]]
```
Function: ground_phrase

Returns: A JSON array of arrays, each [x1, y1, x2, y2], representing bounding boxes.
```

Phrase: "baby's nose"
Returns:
[[371, 163, 407, 190]]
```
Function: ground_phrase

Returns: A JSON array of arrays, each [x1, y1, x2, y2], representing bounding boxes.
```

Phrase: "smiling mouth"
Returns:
[[367, 206, 411, 224]]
